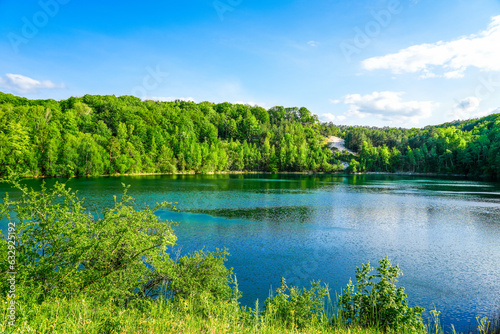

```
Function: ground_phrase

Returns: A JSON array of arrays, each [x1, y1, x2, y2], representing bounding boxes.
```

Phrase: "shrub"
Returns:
[[166, 249, 241, 318], [0, 178, 242, 323], [337, 256, 425, 332], [0, 178, 177, 304], [263, 277, 329, 330]]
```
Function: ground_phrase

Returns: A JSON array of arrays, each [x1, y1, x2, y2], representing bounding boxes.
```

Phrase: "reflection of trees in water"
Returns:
[[170, 174, 359, 193], [189, 205, 316, 225], [183, 205, 344, 289]]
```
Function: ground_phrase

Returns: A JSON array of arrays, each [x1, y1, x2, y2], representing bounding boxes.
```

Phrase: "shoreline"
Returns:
[[7, 170, 333, 180], [363, 171, 469, 177], [2, 170, 491, 180]]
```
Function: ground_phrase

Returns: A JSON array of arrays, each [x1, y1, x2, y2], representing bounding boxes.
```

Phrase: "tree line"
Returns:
[[326, 115, 500, 178], [1, 91, 499, 179], [0, 92, 343, 177]]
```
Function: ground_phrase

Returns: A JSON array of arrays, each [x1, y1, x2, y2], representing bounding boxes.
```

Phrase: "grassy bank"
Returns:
[[0, 294, 351, 334], [2, 294, 498, 334]]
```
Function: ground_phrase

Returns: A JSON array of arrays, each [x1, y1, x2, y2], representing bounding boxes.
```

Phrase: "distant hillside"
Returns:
[[325, 114, 500, 178], [0, 92, 344, 177], [1, 92, 498, 179]]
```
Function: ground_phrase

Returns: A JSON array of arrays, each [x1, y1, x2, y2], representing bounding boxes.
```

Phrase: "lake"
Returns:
[[1, 173, 499, 332]]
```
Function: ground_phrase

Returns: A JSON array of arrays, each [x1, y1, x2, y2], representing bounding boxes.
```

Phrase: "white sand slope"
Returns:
[[327, 136, 356, 155], [326, 136, 356, 170]]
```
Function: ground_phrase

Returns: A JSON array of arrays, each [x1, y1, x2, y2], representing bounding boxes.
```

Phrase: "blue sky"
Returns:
[[1, 0, 500, 127]]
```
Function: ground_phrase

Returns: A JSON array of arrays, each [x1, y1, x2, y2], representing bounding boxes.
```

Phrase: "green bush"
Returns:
[[337, 256, 425, 332], [0, 179, 179, 305], [263, 277, 329, 330], [0, 179, 240, 312], [167, 249, 241, 318]]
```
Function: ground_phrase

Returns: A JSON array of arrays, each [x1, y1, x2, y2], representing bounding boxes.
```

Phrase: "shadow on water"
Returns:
[[186, 206, 316, 224]]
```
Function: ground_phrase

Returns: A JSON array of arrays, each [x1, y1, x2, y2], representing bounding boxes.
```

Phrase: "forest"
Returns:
[[0, 92, 343, 177], [326, 114, 500, 178], [0, 92, 499, 179]]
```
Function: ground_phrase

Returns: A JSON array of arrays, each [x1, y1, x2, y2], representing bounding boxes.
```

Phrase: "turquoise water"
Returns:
[[1, 174, 499, 332]]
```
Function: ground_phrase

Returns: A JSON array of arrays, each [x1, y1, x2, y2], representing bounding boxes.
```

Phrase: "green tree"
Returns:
[[268, 146, 278, 173], [0, 180, 177, 304], [347, 159, 360, 173], [338, 256, 425, 332]]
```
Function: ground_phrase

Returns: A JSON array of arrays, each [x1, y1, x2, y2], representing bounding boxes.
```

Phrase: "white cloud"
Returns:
[[443, 69, 465, 79], [233, 101, 268, 107], [449, 96, 487, 119], [419, 70, 439, 79], [343, 91, 437, 124], [328, 99, 341, 104], [362, 15, 500, 78], [455, 96, 481, 113], [0, 73, 65, 94], [307, 41, 319, 47], [319, 113, 346, 123]]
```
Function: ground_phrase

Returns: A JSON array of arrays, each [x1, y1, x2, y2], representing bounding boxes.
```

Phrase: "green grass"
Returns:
[[0, 295, 425, 334], [2, 297, 498, 334]]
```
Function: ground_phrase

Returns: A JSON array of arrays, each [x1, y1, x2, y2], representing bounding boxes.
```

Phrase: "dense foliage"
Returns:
[[326, 113, 500, 178], [0, 92, 342, 177], [1, 91, 498, 179], [0, 178, 239, 310], [337, 256, 425, 332], [0, 179, 243, 330], [263, 278, 329, 330]]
